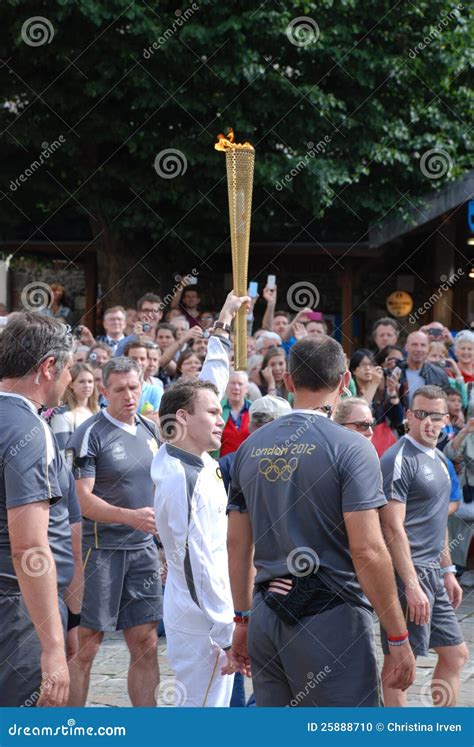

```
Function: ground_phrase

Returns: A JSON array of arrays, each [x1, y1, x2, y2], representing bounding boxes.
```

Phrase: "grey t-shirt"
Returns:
[[380, 435, 451, 567], [228, 410, 386, 609], [67, 409, 160, 549], [0, 393, 73, 594]]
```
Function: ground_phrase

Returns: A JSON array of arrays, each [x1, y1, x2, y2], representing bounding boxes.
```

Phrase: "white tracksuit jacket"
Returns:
[[151, 334, 234, 649]]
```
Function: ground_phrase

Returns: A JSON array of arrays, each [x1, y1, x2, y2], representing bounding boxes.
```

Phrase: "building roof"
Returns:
[[369, 170, 474, 249]]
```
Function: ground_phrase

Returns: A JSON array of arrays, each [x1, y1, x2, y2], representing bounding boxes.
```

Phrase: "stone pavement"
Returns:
[[86, 585, 474, 707]]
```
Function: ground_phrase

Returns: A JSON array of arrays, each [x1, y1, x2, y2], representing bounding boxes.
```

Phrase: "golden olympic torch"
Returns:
[[215, 129, 255, 371]]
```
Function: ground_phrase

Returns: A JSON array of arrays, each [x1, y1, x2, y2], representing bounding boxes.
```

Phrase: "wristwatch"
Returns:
[[214, 321, 232, 334]]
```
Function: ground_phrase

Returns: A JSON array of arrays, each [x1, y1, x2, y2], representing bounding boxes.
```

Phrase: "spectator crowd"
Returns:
[[0, 276, 472, 709]]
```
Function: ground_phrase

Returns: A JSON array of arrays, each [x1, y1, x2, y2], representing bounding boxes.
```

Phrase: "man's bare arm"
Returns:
[[8, 501, 70, 706], [344, 508, 408, 635], [63, 522, 83, 614], [76, 478, 156, 534], [344, 508, 417, 691], [227, 510, 255, 611], [378, 501, 430, 625]]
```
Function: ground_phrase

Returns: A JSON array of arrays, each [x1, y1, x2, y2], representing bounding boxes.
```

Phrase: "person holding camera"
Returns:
[[114, 293, 165, 356], [426, 341, 467, 406], [350, 348, 405, 456]]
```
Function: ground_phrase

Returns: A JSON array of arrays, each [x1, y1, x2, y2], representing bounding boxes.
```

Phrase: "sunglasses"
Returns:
[[344, 420, 376, 431], [412, 409, 446, 423]]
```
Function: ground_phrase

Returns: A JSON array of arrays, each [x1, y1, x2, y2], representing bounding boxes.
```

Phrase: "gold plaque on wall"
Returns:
[[386, 291, 413, 317]]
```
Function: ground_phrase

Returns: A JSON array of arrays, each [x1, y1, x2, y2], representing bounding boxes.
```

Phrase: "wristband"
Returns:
[[67, 608, 81, 631], [387, 631, 409, 647], [234, 610, 251, 617], [440, 565, 456, 576], [233, 616, 250, 625]]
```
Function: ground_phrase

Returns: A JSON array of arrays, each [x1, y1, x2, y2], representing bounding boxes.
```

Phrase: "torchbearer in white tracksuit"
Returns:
[[151, 292, 250, 707]]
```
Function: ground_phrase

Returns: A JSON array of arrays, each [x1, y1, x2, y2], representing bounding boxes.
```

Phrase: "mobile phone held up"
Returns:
[[267, 274, 276, 289], [248, 281, 258, 297]]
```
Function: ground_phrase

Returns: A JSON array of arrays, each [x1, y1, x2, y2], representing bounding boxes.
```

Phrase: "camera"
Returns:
[[142, 323, 151, 333], [73, 326, 82, 339]]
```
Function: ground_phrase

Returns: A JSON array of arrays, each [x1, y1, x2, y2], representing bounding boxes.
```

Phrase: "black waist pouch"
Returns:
[[258, 574, 345, 626]]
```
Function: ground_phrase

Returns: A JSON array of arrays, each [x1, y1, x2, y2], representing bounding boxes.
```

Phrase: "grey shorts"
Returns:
[[248, 590, 381, 707], [380, 567, 464, 656], [0, 593, 67, 707], [81, 541, 163, 631]]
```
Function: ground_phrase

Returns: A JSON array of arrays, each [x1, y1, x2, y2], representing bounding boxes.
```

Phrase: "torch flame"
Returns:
[[214, 128, 254, 152]]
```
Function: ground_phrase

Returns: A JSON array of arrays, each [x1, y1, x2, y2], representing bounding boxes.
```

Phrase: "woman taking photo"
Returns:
[[350, 347, 404, 456], [50, 362, 99, 453], [257, 347, 290, 401]]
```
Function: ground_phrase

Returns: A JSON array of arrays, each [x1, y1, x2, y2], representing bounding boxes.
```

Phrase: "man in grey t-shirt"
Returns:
[[228, 337, 416, 707], [0, 312, 74, 707], [66, 357, 162, 707], [379, 385, 468, 707]]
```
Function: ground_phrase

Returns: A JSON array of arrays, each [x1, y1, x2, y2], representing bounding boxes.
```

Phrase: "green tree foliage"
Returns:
[[1, 0, 472, 276]]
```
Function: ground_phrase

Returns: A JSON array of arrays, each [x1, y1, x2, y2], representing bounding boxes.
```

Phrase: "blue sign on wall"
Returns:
[[468, 200, 474, 232]]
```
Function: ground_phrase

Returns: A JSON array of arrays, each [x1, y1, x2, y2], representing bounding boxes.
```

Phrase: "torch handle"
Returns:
[[234, 306, 247, 371]]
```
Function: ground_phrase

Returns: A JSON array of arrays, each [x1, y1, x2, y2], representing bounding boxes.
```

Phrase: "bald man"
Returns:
[[400, 331, 450, 407]]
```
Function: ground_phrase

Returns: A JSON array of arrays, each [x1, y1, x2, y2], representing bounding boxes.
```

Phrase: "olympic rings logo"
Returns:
[[258, 457, 299, 482]]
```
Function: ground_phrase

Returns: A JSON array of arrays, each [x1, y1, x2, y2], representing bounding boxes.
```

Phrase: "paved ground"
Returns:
[[86, 584, 474, 708]]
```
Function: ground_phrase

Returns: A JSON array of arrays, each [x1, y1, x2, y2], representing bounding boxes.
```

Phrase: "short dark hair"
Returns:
[[158, 379, 218, 441], [372, 317, 399, 336], [102, 357, 142, 388], [156, 323, 177, 339], [306, 318, 328, 334], [411, 385, 448, 409], [289, 337, 346, 392], [0, 312, 73, 379], [273, 310, 291, 322], [137, 293, 162, 311], [123, 338, 149, 356], [445, 387, 462, 400], [181, 286, 200, 298]]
